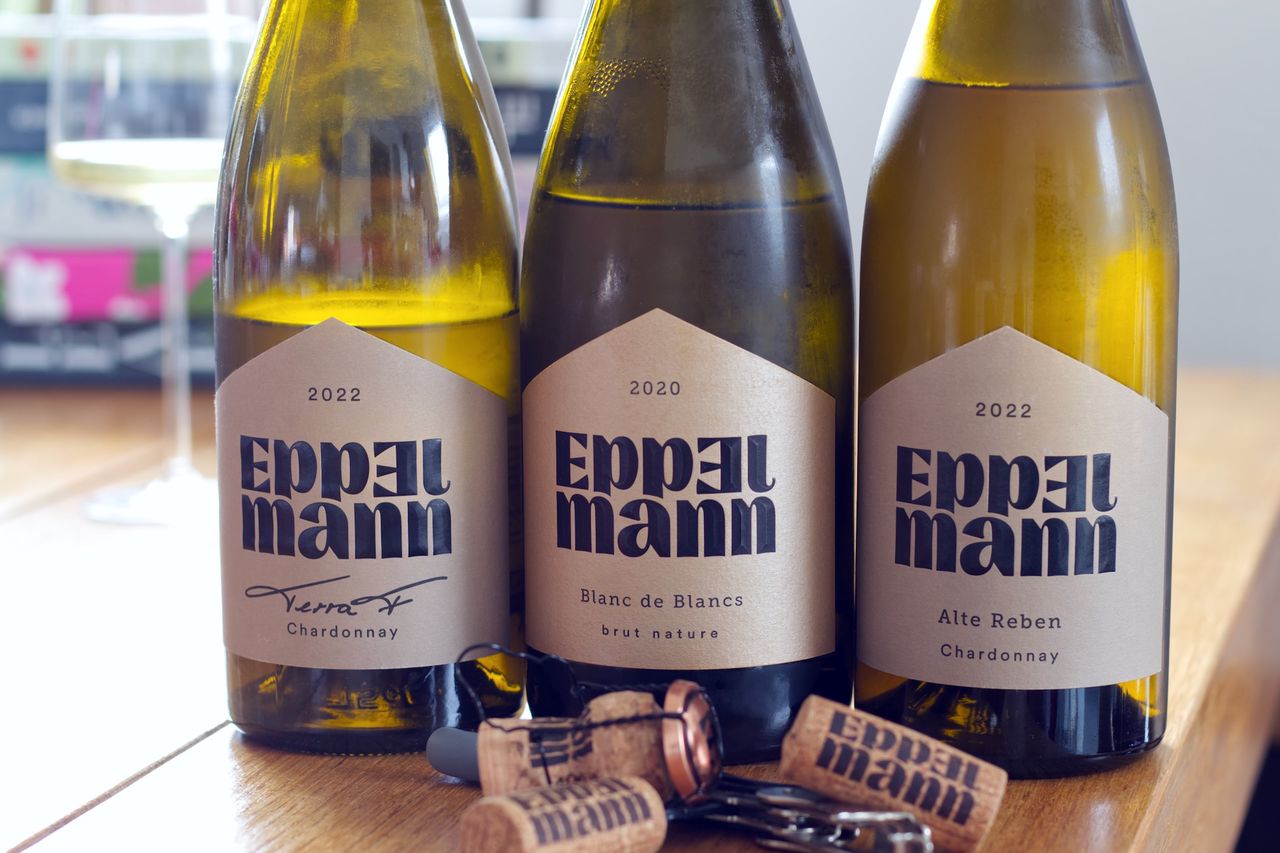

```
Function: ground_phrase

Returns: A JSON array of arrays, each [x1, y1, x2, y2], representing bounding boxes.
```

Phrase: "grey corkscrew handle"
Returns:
[[426, 727, 480, 784]]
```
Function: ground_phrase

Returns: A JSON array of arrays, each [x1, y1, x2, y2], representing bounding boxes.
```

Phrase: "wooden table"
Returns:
[[2, 373, 1278, 852]]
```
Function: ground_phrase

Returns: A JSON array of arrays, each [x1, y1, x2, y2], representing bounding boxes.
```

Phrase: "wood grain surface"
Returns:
[[2, 373, 1278, 852]]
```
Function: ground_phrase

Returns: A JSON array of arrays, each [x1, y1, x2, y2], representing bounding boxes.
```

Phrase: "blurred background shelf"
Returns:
[[0, 2, 574, 386]]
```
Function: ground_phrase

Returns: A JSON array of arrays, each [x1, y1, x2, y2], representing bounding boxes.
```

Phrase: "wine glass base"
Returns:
[[83, 465, 216, 526]]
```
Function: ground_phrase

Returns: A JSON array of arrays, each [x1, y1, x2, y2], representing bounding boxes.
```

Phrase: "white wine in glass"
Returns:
[[49, 137, 225, 213], [46, 2, 257, 524]]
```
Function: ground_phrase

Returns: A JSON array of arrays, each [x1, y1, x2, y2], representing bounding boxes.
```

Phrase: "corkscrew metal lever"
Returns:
[[673, 775, 932, 852]]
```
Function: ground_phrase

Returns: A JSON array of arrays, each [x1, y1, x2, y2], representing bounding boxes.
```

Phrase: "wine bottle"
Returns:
[[520, 0, 854, 762], [856, 0, 1178, 777], [214, 0, 523, 753]]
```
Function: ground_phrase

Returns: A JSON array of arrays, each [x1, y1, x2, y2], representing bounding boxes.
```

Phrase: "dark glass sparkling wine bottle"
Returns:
[[521, 0, 855, 763], [214, 0, 523, 753], [856, 0, 1177, 777]]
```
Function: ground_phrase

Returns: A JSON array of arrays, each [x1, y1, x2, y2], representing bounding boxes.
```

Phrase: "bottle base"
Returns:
[[854, 666, 1167, 779], [995, 736, 1164, 779], [225, 653, 524, 756], [231, 722, 429, 755]]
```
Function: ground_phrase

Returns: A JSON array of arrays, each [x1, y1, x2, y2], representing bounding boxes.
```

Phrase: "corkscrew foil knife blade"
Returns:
[[671, 775, 932, 852]]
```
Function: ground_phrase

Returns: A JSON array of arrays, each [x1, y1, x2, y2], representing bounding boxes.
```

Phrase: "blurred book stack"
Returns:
[[0, 5, 573, 385]]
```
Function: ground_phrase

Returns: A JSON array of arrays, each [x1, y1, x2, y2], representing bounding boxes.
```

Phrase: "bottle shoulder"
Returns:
[[868, 77, 1176, 230], [536, 1, 843, 208], [215, 1, 517, 309]]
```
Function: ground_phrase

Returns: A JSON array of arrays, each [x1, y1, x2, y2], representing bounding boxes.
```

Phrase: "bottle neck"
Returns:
[[585, 0, 784, 24], [575, 0, 798, 64], [248, 0, 487, 117], [266, 0, 450, 13], [906, 0, 1148, 87], [257, 0, 462, 52]]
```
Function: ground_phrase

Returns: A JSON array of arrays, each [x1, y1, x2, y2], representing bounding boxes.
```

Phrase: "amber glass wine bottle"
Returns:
[[856, 0, 1178, 777], [521, 0, 854, 762], [214, 0, 523, 753]]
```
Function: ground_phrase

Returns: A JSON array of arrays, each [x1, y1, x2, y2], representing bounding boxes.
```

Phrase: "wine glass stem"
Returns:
[[157, 210, 196, 479]]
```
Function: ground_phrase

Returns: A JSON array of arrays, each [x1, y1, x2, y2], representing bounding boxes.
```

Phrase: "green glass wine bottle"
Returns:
[[520, 0, 855, 763], [856, 0, 1178, 777], [214, 0, 523, 753]]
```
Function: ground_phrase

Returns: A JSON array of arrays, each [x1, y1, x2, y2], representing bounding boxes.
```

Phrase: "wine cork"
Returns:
[[459, 776, 667, 853], [579, 691, 672, 799], [479, 716, 586, 794], [477, 691, 672, 800], [779, 696, 1007, 852]]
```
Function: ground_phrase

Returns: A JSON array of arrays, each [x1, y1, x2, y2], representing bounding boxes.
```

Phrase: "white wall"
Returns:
[[470, 0, 1280, 368], [791, 0, 1280, 368], [1128, 0, 1280, 368]]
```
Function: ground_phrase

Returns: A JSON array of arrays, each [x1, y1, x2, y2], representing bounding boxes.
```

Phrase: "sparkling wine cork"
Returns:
[[580, 691, 672, 799], [459, 776, 667, 853], [477, 691, 673, 800], [478, 716, 586, 794], [779, 696, 1007, 852]]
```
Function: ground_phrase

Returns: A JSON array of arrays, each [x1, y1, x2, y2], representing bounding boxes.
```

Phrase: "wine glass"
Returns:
[[46, 0, 256, 524]]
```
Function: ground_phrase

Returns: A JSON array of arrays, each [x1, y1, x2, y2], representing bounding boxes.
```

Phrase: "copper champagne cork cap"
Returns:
[[661, 679, 722, 803]]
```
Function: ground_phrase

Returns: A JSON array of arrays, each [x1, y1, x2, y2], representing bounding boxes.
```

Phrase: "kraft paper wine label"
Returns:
[[216, 319, 509, 670], [523, 309, 836, 670], [857, 327, 1170, 690]]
